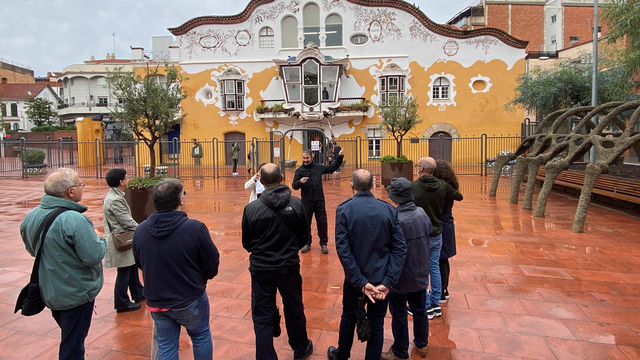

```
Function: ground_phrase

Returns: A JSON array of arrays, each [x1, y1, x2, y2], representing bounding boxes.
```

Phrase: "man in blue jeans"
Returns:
[[412, 157, 463, 319], [134, 179, 220, 359]]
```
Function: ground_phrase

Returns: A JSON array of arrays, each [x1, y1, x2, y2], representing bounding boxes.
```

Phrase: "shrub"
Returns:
[[255, 105, 269, 113], [128, 175, 167, 189], [379, 154, 409, 163], [31, 125, 77, 132], [271, 104, 285, 112], [22, 149, 46, 165]]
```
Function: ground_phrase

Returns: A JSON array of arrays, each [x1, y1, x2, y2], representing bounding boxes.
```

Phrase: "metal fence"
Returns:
[[0, 134, 524, 179]]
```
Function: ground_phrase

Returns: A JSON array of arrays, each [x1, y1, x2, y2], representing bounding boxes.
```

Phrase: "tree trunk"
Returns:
[[396, 140, 402, 158], [148, 144, 156, 177], [572, 163, 602, 233], [489, 153, 515, 197], [533, 164, 563, 218], [509, 158, 526, 204], [522, 160, 542, 210]]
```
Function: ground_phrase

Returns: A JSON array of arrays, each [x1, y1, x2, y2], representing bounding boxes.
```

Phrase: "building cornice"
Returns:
[[168, 0, 528, 49]]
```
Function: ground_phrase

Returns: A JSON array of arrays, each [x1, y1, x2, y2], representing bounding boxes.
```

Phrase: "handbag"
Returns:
[[112, 229, 135, 251], [15, 207, 69, 316], [355, 294, 372, 342]]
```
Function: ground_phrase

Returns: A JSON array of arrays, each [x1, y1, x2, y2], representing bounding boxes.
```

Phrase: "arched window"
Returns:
[[282, 16, 298, 48], [326, 14, 342, 46], [259, 27, 275, 49], [303, 60, 319, 106], [303, 3, 320, 46], [433, 77, 450, 99]]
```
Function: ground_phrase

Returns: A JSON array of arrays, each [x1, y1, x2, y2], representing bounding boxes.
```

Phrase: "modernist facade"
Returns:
[[164, 0, 527, 160]]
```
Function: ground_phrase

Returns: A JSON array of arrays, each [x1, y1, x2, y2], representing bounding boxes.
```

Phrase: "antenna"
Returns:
[[111, 31, 117, 57]]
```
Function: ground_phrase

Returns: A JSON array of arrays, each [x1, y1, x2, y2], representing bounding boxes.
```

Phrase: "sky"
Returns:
[[0, 0, 478, 77]]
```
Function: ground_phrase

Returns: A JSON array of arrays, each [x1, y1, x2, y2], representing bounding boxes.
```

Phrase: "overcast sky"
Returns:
[[1, 0, 477, 77]]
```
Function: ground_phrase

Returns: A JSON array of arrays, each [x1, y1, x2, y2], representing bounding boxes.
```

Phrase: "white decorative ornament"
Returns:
[[469, 74, 492, 94], [427, 72, 457, 108], [195, 83, 217, 107]]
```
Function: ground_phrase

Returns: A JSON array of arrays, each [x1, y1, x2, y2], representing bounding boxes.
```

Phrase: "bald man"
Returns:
[[412, 157, 463, 320]]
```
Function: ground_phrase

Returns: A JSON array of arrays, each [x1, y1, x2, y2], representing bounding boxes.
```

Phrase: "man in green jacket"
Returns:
[[21, 168, 106, 360], [412, 157, 463, 320]]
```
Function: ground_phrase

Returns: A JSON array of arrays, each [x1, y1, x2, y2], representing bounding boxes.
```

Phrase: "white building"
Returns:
[[0, 78, 61, 131]]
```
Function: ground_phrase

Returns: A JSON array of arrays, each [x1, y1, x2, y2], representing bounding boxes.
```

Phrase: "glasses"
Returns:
[[67, 183, 85, 191]]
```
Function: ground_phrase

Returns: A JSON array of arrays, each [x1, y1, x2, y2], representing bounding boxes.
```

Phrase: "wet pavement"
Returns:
[[0, 174, 639, 359]]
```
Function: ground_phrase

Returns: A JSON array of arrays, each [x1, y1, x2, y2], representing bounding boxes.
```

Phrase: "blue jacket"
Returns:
[[133, 210, 220, 309], [391, 202, 432, 294], [335, 190, 407, 289]]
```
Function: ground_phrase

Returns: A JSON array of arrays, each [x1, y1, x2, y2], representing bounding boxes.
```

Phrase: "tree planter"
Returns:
[[284, 159, 297, 168], [380, 161, 413, 187], [125, 187, 155, 223]]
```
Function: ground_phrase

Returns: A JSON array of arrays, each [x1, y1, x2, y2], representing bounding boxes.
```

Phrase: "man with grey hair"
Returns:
[[292, 146, 344, 254], [412, 157, 463, 319], [134, 178, 220, 360], [21, 168, 107, 360], [328, 169, 407, 360]]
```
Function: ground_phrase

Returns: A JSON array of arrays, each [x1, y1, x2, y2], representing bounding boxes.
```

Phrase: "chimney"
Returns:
[[1, 78, 7, 85], [90, 55, 95, 61], [111, 53, 116, 59], [106, 53, 110, 60]]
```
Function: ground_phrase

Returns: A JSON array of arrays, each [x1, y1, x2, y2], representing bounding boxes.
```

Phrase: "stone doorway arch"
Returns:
[[422, 122, 460, 139]]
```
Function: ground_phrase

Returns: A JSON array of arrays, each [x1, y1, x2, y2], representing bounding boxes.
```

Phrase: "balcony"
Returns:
[[256, 98, 369, 120]]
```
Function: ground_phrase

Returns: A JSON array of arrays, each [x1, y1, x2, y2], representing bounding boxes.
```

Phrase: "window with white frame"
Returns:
[[12, 123, 19, 131], [551, 15, 556, 23], [432, 77, 450, 100], [282, 16, 298, 48], [379, 76, 405, 105], [367, 128, 382, 159], [98, 97, 108, 106], [10, 103, 18, 117], [1, 104, 6, 117], [220, 80, 244, 111], [259, 27, 275, 49], [326, 14, 343, 46], [303, 3, 320, 46], [283, 67, 302, 102]]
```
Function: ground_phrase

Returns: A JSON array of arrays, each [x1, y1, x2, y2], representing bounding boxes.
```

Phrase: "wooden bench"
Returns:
[[536, 167, 640, 205]]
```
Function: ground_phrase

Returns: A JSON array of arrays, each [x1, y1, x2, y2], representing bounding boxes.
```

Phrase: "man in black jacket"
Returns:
[[292, 147, 344, 254], [242, 163, 313, 360], [133, 178, 220, 360]]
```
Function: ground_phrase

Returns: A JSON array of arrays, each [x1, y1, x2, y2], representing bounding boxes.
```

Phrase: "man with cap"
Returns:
[[382, 178, 432, 360]]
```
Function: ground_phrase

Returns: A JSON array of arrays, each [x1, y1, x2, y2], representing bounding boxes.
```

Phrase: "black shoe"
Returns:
[[294, 340, 313, 360], [444, 289, 450, 299], [116, 302, 141, 313], [440, 292, 447, 304], [301, 245, 311, 253], [134, 296, 146, 303], [273, 307, 281, 338], [321, 245, 329, 254], [327, 346, 337, 360]]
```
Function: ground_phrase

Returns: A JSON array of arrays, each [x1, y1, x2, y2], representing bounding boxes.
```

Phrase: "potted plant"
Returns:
[[124, 175, 166, 223], [379, 96, 422, 186], [22, 149, 47, 175], [255, 105, 270, 114]]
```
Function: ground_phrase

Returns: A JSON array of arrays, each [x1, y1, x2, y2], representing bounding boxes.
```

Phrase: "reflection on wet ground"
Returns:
[[0, 175, 639, 359]]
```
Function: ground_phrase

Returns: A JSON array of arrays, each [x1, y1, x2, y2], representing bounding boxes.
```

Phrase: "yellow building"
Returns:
[[163, 0, 526, 162]]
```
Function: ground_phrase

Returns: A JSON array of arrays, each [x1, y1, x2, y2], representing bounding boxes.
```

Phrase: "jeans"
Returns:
[[114, 264, 144, 309], [302, 200, 328, 246], [150, 292, 213, 360], [232, 159, 238, 173], [251, 266, 309, 360], [51, 300, 95, 360], [334, 280, 389, 360], [427, 233, 443, 307], [439, 258, 450, 292], [388, 290, 428, 359]]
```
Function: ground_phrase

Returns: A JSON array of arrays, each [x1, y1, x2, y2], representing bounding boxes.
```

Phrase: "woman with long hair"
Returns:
[[103, 168, 144, 312], [432, 160, 458, 303]]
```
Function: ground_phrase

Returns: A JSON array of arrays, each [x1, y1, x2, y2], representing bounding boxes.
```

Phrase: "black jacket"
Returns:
[[242, 184, 309, 273], [392, 202, 431, 294], [292, 155, 344, 202], [133, 211, 220, 309], [335, 191, 407, 289], [412, 176, 463, 236]]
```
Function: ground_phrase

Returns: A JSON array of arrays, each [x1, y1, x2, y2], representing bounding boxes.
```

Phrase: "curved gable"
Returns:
[[168, 0, 528, 49]]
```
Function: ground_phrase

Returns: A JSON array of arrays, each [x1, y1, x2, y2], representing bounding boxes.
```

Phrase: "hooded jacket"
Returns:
[[242, 184, 309, 273], [133, 211, 219, 309], [21, 195, 106, 311], [391, 202, 432, 294], [412, 176, 463, 236], [292, 154, 344, 202]]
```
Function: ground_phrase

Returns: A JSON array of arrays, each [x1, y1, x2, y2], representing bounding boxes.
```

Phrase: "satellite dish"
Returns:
[[27, 91, 32, 96]]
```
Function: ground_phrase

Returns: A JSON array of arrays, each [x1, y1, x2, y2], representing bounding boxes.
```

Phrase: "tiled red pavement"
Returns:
[[1, 174, 640, 359]]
